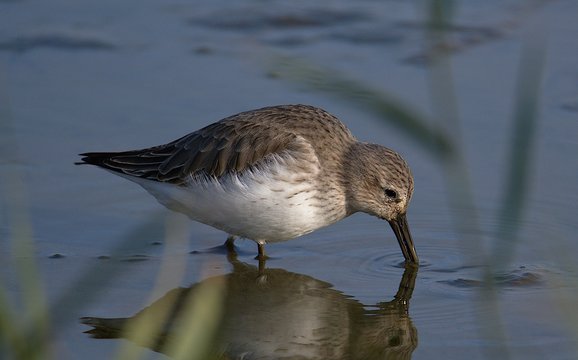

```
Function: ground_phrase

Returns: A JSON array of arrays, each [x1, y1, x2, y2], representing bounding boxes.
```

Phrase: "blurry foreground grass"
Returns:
[[0, 86, 225, 359]]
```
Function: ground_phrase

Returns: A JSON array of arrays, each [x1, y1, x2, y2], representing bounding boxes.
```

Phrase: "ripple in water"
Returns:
[[0, 32, 117, 53], [439, 266, 545, 289], [190, 7, 369, 30]]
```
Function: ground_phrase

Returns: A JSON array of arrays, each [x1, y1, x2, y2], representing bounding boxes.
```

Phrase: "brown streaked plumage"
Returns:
[[78, 104, 418, 264]]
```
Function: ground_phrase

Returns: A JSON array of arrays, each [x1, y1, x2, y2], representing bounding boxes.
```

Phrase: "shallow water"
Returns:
[[1, 0, 578, 359]]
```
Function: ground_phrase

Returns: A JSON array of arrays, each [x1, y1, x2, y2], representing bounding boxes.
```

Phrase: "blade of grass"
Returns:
[[113, 213, 192, 360], [425, 1, 514, 359], [492, 29, 545, 269], [165, 272, 225, 360], [0, 72, 51, 360]]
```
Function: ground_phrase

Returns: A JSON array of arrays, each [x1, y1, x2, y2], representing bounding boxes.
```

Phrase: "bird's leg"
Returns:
[[256, 244, 268, 280], [256, 258, 267, 283], [256, 242, 268, 261], [258, 257, 266, 275], [226, 246, 239, 264], [224, 235, 236, 254]]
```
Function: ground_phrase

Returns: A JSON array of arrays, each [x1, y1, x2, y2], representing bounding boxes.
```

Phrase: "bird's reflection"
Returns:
[[82, 254, 418, 359]]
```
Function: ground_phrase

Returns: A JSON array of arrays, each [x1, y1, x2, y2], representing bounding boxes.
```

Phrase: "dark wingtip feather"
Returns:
[[80, 316, 126, 338], [75, 152, 114, 167]]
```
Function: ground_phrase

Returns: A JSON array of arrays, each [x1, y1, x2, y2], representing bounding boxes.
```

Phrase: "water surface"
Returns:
[[1, 0, 578, 359]]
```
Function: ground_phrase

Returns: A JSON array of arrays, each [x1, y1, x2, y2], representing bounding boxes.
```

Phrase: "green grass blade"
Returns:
[[493, 31, 546, 268]]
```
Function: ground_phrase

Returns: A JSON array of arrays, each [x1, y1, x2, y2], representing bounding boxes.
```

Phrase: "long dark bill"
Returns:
[[388, 213, 419, 265]]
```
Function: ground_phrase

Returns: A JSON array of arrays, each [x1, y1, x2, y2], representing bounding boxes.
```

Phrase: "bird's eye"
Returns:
[[384, 188, 397, 199]]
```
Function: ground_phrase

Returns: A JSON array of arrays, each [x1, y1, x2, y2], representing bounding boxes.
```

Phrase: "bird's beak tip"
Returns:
[[388, 214, 419, 266]]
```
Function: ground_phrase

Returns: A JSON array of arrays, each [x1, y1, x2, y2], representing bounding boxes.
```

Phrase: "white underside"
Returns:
[[116, 152, 335, 243]]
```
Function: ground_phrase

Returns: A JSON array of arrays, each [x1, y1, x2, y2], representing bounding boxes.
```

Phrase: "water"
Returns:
[[1, 0, 578, 359]]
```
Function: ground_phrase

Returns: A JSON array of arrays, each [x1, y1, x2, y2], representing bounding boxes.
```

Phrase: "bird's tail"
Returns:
[[80, 316, 128, 339], [75, 152, 116, 167]]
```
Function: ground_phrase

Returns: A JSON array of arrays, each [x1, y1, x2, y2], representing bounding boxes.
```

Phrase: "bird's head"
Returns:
[[344, 143, 418, 265]]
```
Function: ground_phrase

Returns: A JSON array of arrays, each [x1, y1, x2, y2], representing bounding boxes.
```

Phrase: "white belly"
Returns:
[[124, 158, 337, 243]]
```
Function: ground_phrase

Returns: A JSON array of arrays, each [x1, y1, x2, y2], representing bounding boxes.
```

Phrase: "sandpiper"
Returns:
[[77, 104, 418, 264]]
